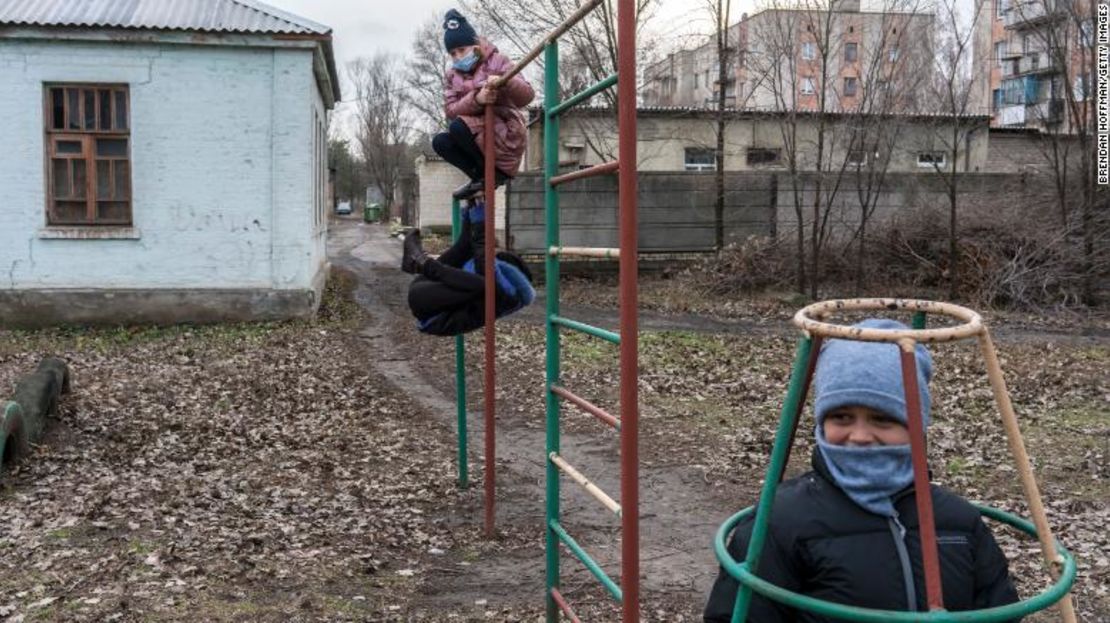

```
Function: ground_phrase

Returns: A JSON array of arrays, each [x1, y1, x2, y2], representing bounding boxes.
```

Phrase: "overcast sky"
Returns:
[[261, 0, 740, 89], [258, 0, 956, 136]]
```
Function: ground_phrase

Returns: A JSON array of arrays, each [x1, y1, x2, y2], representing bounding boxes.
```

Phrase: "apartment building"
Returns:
[[644, 0, 934, 113], [975, 0, 1096, 132]]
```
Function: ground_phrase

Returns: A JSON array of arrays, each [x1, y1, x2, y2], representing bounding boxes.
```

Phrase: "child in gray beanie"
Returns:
[[705, 319, 1020, 622]]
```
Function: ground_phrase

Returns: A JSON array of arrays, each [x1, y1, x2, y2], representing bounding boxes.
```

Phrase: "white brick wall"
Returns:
[[0, 39, 325, 292], [415, 156, 505, 232]]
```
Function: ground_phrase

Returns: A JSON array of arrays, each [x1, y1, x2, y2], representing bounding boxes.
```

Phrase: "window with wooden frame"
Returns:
[[44, 84, 131, 226]]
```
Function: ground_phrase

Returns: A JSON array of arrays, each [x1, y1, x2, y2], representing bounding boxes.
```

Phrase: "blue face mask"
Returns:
[[452, 50, 480, 73]]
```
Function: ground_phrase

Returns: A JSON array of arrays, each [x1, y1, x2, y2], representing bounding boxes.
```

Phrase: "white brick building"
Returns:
[[414, 154, 506, 234], [0, 0, 340, 325]]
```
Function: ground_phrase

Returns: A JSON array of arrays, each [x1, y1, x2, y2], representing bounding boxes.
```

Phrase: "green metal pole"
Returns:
[[452, 198, 468, 489], [733, 337, 814, 623], [543, 41, 563, 623], [912, 311, 927, 330]]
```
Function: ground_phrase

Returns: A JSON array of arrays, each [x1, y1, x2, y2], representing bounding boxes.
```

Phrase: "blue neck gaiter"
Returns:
[[816, 425, 914, 517]]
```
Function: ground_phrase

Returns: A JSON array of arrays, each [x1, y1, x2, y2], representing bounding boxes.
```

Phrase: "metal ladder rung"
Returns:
[[550, 519, 624, 602], [549, 588, 582, 623], [551, 315, 620, 344], [551, 385, 620, 429], [550, 160, 619, 186], [549, 246, 621, 259], [550, 452, 621, 515]]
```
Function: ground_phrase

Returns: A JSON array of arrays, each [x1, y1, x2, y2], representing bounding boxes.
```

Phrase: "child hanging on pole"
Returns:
[[397, 8, 537, 337], [434, 9, 535, 199], [704, 319, 1020, 622], [401, 202, 534, 337]]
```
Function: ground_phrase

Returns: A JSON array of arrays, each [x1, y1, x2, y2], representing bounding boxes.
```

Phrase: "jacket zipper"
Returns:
[[888, 512, 919, 612]]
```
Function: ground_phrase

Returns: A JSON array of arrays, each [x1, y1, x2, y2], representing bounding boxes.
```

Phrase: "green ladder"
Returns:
[[540, 0, 640, 618]]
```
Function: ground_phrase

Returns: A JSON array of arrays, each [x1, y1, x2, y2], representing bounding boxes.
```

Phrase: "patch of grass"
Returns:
[[1051, 405, 1107, 428], [127, 539, 155, 556], [561, 333, 616, 369], [641, 330, 731, 367], [46, 527, 72, 540]]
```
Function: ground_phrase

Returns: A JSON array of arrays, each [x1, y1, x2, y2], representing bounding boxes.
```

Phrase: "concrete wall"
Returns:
[[507, 172, 775, 253], [984, 129, 1084, 173], [414, 155, 505, 233], [0, 38, 327, 324], [507, 171, 1031, 254]]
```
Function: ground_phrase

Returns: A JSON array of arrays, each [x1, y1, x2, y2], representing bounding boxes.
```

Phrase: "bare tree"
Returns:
[[1008, 0, 1103, 304], [709, 0, 734, 249], [922, 0, 987, 300], [404, 14, 449, 136], [348, 54, 413, 212], [842, 0, 931, 293]]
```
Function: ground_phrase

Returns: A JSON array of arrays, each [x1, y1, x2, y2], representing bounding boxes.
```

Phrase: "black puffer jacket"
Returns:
[[704, 450, 1020, 622]]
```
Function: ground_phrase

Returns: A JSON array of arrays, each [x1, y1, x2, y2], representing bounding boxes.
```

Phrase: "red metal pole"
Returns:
[[899, 341, 944, 611], [483, 104, 496, 538], [617, 0, 639, 618]]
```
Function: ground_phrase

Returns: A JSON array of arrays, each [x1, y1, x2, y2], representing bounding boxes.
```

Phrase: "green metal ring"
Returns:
[[714, 504, 1076, 622]]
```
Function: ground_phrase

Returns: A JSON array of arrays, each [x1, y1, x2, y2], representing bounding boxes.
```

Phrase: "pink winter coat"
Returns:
[[444, 38, 535, 176]]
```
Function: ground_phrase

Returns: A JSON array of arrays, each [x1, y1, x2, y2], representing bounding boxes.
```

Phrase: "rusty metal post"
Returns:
[[617, 0, 639, 618], [483, 104, 497, 538], [898, 339, 944, 611]]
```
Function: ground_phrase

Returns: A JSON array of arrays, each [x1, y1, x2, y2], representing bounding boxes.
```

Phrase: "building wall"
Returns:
[[0, 38, 326, 322], [981, 0, 1095, 133], [414, 156, 505, 233], [526, 111, 989, 174], [646, 6, 934, 113], [742, 8, 934, 112]]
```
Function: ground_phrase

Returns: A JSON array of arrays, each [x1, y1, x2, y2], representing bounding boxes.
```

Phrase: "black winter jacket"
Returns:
[[704, 451, 1020, 622]]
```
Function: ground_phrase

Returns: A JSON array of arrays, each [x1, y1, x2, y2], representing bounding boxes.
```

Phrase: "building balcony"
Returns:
[[1003, 1, 1065, 29], [998, 104, 1027, 126], [1001, 50, 1062, 78], [1027, 98, 1065, 124], [1018, 50, 1062, 75]]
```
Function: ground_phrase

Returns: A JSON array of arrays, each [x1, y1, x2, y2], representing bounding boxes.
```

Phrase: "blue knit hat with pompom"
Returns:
[[443, 9, 479, 52]]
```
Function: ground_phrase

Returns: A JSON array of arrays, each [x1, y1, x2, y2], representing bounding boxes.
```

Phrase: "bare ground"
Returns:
[[0, 217, 1105, 622]]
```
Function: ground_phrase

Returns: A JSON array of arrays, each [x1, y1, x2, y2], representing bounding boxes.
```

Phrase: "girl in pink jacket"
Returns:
[[435, 9, 536, 200]]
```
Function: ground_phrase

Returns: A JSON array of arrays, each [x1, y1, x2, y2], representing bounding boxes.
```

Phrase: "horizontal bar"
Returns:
[[549, 73, 618, 117], [550, 452, 621, 515], [548, 246, 621, 259], [489, 0, 604, 88], [550, 160, 619, 186], [550, 588, 582, 623], [550, 315, 621, 344], [550, 385, 620, 430], [550, 519, 623, 602]]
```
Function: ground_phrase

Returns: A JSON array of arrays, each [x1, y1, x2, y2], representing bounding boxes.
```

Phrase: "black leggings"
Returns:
[[432, 119, 511, 183], [432, 119, 486, 181], [407, 216, 488, 319]]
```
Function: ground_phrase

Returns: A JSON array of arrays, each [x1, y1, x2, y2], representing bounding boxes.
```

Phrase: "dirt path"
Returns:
[[329, 219, 730, 617]]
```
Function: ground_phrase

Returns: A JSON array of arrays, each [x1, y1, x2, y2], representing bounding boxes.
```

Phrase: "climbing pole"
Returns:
[[451, 197, 468, 490], [715, 299, 1077, 623], [447, 0, 639, 615], [540, 0, 639, 619]]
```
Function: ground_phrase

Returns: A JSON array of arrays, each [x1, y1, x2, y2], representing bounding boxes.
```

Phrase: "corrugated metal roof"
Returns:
[[0, 0, 330, 35]]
